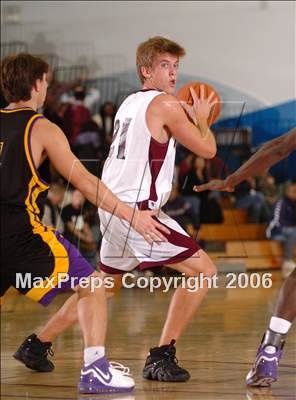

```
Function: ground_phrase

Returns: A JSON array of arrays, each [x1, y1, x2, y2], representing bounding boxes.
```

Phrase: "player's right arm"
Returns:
[[153, 91, 217, 159], [194, 127, 296, 192], [32, 118, 170, 243]]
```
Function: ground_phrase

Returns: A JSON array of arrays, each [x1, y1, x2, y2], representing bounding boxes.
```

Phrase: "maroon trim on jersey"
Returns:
[[27, 116, 50, 186], [100, 262, 129, 275], [99, 247, 198, 275], [153, 215, 200, 250], [151, 136, 170, 146], [140, 247, 198, 270], [137, 137, 169, 209], [99, 218, 200, 275], [138, 89, 162, 93], [140, 215, 200, 268]]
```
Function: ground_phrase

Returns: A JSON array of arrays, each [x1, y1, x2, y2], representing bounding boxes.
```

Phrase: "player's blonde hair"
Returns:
[[136, 36, 186, 84]]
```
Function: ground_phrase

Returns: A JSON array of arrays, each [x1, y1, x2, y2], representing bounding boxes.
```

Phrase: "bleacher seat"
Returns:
[[222, 209, 248, 224], [200, 211, 285, 270], [199, 224, 266, 241]]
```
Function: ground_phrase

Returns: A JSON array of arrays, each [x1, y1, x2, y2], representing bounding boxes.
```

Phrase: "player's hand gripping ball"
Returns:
[[176, 82, 221, 126]]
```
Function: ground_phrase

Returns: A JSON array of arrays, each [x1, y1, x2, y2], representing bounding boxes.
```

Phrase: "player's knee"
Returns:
[[203, 262, 217, 278], [192, 261, 217, 278]]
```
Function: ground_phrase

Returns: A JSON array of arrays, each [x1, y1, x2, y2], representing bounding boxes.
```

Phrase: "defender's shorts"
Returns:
[[0, 229, 94, 306], [99, 209, 200, 275]]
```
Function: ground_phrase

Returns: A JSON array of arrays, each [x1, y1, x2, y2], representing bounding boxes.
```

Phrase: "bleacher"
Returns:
[[200, 208, 284, 271]]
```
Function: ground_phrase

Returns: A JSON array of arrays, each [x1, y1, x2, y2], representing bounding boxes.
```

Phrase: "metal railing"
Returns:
[[0, 41, 28, 59], [53, 65, 89, 83]]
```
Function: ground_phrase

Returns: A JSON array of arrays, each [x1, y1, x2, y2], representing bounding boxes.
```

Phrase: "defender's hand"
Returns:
[[193, 179, 234, 192]]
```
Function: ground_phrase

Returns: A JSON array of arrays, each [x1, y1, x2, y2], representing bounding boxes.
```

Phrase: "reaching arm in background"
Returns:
[[194, 128, 296, 192]]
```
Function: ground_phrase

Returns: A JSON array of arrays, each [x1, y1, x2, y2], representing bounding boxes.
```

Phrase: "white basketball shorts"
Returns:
[[98, 208, 200, 275]]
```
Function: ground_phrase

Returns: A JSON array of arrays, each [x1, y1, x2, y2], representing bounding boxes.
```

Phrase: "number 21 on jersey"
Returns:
[[108, 118, 132, 160]]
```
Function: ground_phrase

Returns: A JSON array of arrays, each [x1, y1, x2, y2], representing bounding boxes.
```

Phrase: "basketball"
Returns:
[[176, 82, 222, 126]]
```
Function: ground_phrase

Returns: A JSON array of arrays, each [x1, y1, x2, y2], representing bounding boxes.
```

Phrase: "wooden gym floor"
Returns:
[[1, 271, 295, 400]]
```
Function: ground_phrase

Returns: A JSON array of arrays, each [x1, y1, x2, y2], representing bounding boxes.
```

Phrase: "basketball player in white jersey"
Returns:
[[98, 36, 218, 382], [13, 37, 218, 383]]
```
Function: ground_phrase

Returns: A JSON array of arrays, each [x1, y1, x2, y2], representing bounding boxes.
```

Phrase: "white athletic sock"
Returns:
[[84, 346, 105, 365], [269, 316, 292, 335], [264, 317, 291, 354]]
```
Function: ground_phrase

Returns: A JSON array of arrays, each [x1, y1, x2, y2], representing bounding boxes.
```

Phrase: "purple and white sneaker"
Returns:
[[78, 357, 135, 394], [246, 329, 286, 387], [246, 344, 283, 387]]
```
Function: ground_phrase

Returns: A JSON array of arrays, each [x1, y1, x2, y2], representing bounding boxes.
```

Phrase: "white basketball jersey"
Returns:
[[101, 90, 176, 209]]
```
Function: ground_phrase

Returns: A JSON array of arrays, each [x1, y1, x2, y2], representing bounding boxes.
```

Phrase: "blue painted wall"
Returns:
[[213, 100, 296, 182]]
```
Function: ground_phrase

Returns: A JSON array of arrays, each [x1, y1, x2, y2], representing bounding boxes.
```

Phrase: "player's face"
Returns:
[[149, 53, 179, 94]]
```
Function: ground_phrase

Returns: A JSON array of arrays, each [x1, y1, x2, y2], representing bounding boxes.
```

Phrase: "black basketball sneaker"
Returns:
[[13, 333, 54, 372], [143, 339, 190, 382]]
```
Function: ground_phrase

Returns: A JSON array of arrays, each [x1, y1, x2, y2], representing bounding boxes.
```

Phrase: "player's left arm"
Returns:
[[194, 128, 296, 192], [226, 128, 296, 187]]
